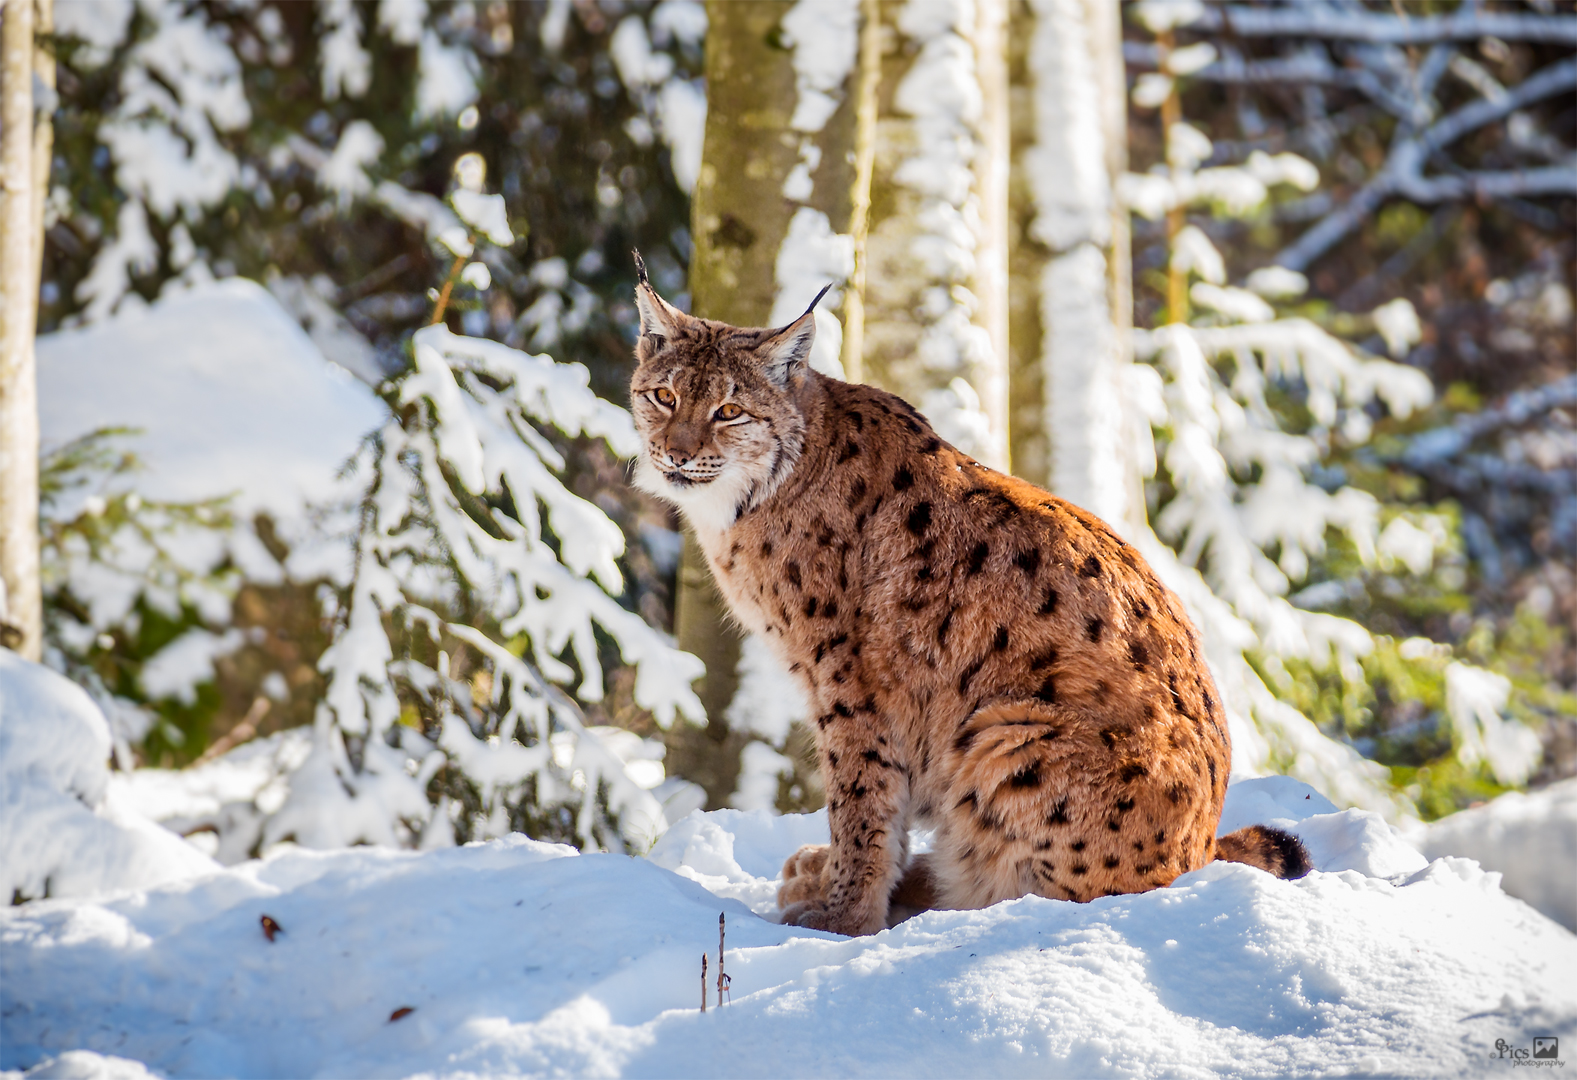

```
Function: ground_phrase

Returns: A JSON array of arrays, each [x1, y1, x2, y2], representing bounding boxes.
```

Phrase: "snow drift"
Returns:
[[1410, 779, 1577, 931], [0, 651, 215, 904]]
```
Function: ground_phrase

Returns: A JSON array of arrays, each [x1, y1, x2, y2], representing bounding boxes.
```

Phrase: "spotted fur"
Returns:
[[629, 258, 1304, 937]]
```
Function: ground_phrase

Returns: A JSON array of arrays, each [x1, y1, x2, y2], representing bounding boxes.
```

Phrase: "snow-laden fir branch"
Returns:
[[1123, 41, 1531, 131], [265, 324, 704, 853]]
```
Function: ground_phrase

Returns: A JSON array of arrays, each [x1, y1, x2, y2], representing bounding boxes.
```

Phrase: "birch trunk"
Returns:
[[675, 0, 858, 807], [860, 0, 1012, 472], [0, 0, 42, 659], [1018, 0, 1142, 535]]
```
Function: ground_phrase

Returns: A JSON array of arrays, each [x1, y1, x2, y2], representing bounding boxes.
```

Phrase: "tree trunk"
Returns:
[[1017, 0, 1142, 535], [0, 0, 43, 659], [675, 0, 859, 808], [860, 0, 1012, 472]]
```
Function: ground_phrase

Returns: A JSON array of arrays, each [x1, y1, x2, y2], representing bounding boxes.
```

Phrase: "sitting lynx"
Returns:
[[629, 256, 1309, 937]]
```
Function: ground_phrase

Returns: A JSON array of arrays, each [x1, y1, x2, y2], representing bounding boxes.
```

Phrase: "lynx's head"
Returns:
[[629, 252, 827, 534]]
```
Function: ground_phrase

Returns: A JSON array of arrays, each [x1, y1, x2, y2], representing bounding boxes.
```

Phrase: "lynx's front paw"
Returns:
[[778, 900, 833, 931], [777, 844, 830, 910]]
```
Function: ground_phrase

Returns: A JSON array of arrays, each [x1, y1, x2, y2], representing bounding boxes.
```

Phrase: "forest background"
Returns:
[[0, 0, 1573, 866]]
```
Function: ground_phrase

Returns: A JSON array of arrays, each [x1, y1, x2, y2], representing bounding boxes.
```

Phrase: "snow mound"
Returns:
[[36, 278, 386, 526], [1410, 780, 1577, 931], [0, 652, 217, 903], [4, 789, 1574, 1077], [107, 728, 314, 865], [2, 1050, 161, 1080]]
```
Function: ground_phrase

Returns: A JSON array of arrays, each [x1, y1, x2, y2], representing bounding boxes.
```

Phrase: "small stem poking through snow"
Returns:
[[717, 913, 726, 1006], [700, 952, 707, 1013]]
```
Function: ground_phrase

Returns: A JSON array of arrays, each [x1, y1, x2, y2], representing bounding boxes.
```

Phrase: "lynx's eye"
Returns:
[[714, 403, 744, 422], [652, 387, 676, 408]]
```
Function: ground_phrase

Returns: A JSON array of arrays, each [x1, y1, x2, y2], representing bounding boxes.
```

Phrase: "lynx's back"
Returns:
[[629, 261, 1308, 936]]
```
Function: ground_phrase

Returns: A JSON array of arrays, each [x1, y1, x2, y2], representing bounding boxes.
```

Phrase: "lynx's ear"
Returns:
[[633, 249, 686, 359], [759, 283, 831, 386]]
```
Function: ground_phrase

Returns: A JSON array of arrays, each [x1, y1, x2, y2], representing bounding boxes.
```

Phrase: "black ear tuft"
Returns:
[[804, 283, 833, 318], [633, 249, 649, 285]]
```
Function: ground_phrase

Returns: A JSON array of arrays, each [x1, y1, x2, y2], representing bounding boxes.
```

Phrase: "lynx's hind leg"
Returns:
[[931, 698, 1222, 908]]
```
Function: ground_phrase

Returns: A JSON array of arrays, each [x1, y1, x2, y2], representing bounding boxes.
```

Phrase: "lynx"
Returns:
[[629, 256, 1309, 937]]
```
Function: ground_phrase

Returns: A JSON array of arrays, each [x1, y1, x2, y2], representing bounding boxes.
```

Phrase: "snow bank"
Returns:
[[36, 278, 386, 528], [0, 652, 216, 903], [106, 728, 314, 865], [4, 774, 1573, 1078], [1409, 780, 1577, 931]]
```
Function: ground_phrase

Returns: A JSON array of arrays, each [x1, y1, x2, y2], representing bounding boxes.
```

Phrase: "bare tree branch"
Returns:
[[1403, 374, 1577, 467], [1190, 5, 1577, 47], [1412, 456, 1575, 496], [1419, 56, 1577, 155], [1277, 56, 1577, 270], [1396, 166, 1577, 203]]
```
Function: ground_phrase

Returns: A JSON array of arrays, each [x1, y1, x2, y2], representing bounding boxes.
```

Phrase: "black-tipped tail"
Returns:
[[1215, 825, 1313, 880]]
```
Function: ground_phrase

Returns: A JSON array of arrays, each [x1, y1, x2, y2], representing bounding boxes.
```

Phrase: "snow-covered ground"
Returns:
[[4, 655, 1575, 1079]]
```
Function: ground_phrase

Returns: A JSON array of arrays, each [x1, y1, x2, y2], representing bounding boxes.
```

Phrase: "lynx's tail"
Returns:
[[1215, 825, 1313, 880]]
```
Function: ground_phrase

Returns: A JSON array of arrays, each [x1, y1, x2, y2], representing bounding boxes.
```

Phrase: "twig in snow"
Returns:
[[700, 952, 707, 1013], [717, 913, 728, 1007]]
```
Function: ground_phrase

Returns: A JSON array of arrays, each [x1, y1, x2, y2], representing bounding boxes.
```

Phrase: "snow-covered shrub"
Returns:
[[35, 280, 389, 771], [261, 190, 704, 854], [1123, 7, 1549, 818]]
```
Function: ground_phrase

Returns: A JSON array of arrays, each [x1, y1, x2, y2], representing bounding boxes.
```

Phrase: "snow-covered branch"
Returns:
[[1190, 5, 1577, 47]]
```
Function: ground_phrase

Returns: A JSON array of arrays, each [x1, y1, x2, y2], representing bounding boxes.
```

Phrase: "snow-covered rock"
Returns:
[[0, 652, 216, 903], [4, 782, 1574, 1077]]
